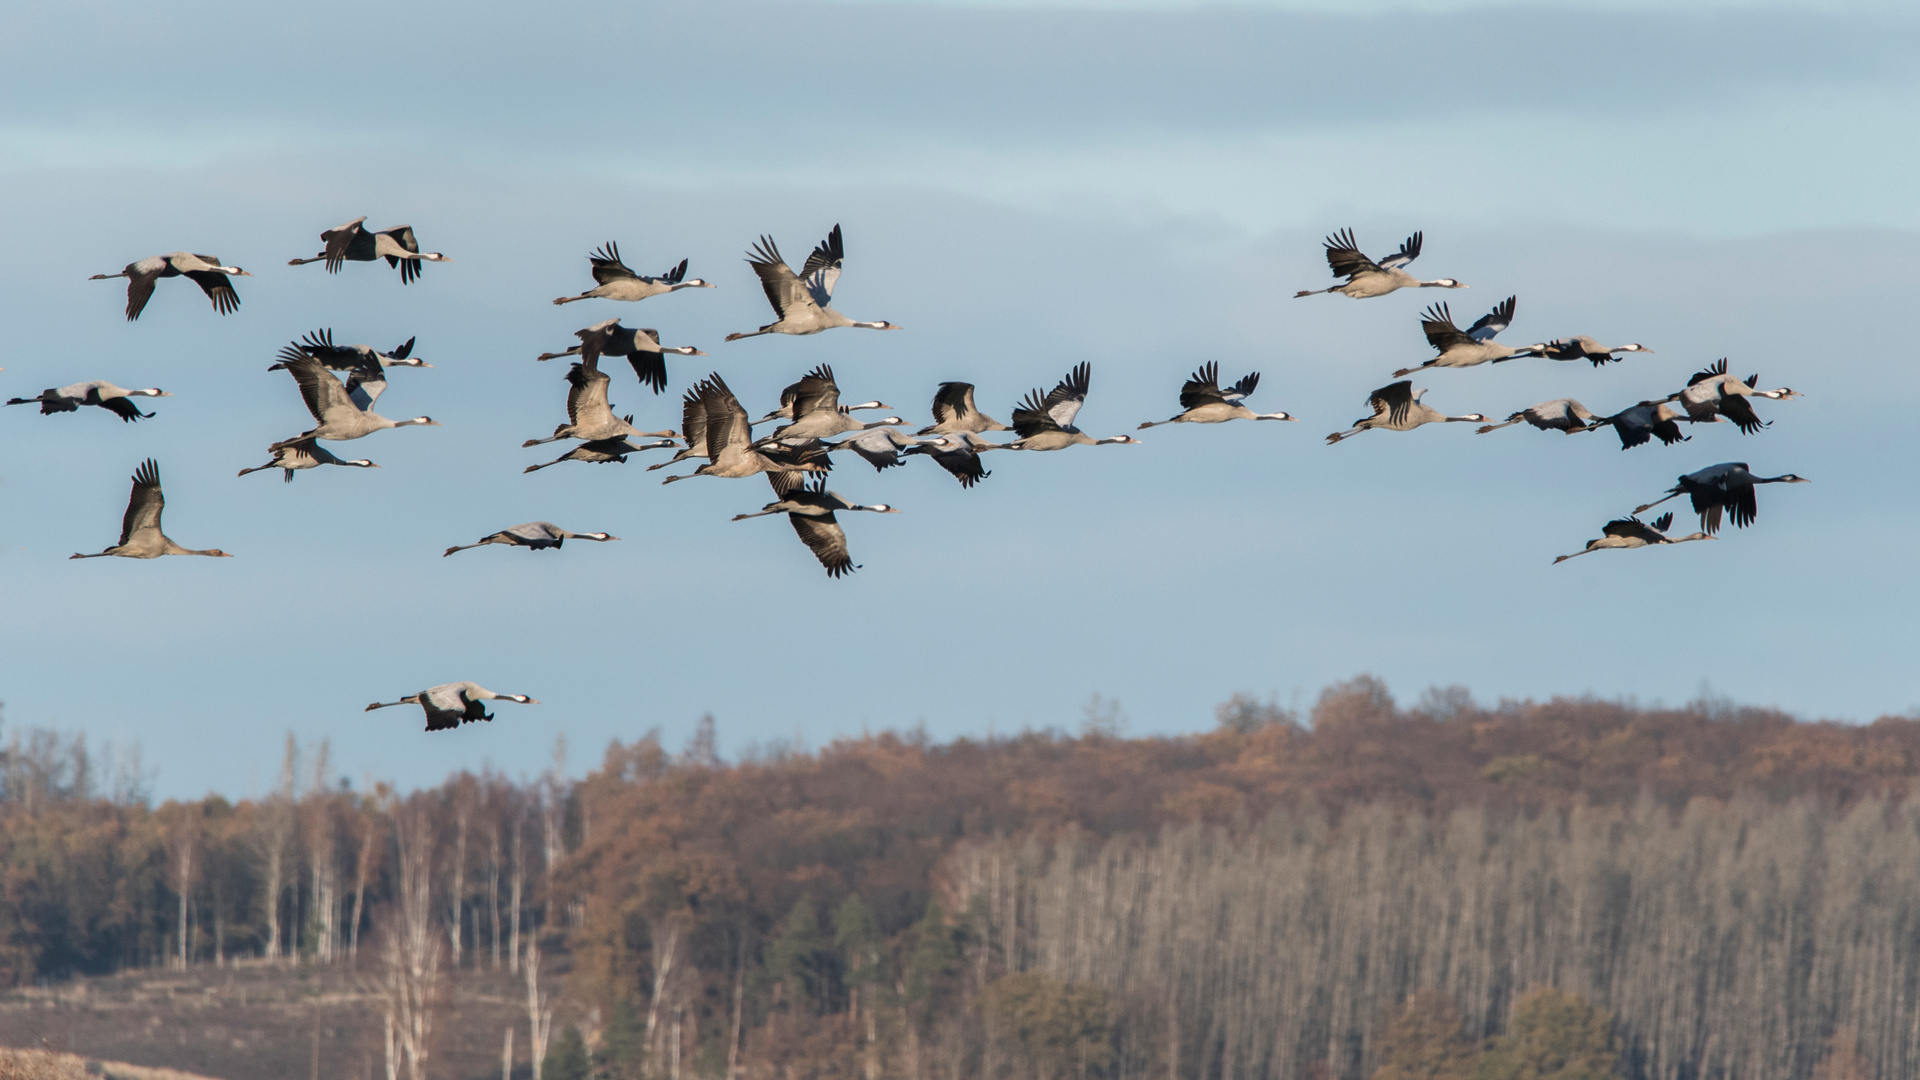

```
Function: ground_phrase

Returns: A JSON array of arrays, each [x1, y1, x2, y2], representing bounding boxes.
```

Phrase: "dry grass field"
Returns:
[[0, 963, 552, 1080]]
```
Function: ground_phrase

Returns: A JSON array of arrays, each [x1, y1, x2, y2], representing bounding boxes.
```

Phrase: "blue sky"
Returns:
[[2, 0, 1916, 798]]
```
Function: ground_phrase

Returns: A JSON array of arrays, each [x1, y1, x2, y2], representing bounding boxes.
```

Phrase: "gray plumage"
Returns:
[[1633, 461, 1810, 535], [827, 427, 921, 471], [443, 522, 619, 556], [1293, 229, 1465, 299], [1326, 381, 1489, 444], [661, 375, 833, 483], [268, 347, 440, 449], [524, 436, 675, 473], [536, 319, 705, 394], [553, 242, 714, 305], [365, 682, 538, 732], [71, 459, 232, 560], [1676, 359, 1801, 434], [917, 382, 1008, 435], [1531, 337, 1653, 367], [905, 431, 998, 488], [294, 328, 431, 372], [649, 384, 712, 472], [724, 225, 901, 340], [522, 360, 675, 447], [1006, 363, 1141, 451], [1588, 400, 1693, 450], [752, 364, 889, 426], [1138, 362, 1296, 428], [238, 438, 379, 482], [1474, 398, 1598, 435], [1552, 512, 1713, 564], [90, 252, 249, 321], [288, 217, 450, 283], [1394, 297, 1545, 376], [731, 472, 897, 579], [7, 381, 171, 422]]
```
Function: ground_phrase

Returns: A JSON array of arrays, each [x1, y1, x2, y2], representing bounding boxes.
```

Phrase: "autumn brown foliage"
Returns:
[[5, 680, 1920, 1080]]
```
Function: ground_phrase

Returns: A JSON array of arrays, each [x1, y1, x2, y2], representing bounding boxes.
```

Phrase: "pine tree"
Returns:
[[835, 895, 883, 1013], [766, 897, 830, 1014], [600, 998, 646, 1079], [542, 1024, 590, 1080], [906, 901, 960, 1007]]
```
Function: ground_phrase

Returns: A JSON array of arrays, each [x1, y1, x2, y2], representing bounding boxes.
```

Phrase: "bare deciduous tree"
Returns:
[[377, 793, 443, 1080]]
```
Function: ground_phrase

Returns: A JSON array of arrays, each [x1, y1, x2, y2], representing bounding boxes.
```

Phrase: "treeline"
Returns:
[[4, 680, 1920, 1080]]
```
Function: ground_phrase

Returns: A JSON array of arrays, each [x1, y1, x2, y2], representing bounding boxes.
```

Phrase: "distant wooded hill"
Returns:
[[2, 678, 1916, 1080]]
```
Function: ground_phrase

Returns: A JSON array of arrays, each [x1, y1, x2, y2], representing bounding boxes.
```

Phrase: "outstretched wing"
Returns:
[[1177, 362, 1226, 411], [297, 328, 358, 367], [1369, 381, 1415, 426], [345, 365, 388, 410], [700, 375, 751, 462], [120, 459, 165, 547], [1688, 358, 1730, 386], [789, 364, 842, 417], [565, 363, 615, 427], [184, 259, 240, 315], [799, 224, 844, 308], [930, 381, 975, 426], [790, 513, 855, 578], [320, 217, 367, 273], [744, 236, 814, 320], [278, 349, 360, 422], [575, 319, 618, 367], [1377, 231, 1422, 271], [1717, 391, 1768, 435], [1420, 304, 1474, 352], [1322, 228, 1381, 280], [1600, 516, 1660, 542], [588, 242, 638, 285], [1225, 371, 1260, 404], [124, 268, 159, 321], [627, 349, 668, 394], [1041, 362, 1091, 430], [1465, 296, 1516, 342], [659, 258, 688, 285], [382, 226, 423, 284], [1652, 512, 1674, 533], [679, 383, 708, 454]]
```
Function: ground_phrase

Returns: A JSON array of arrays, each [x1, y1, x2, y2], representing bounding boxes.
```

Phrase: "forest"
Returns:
[[2, 678, 1917, 1080]]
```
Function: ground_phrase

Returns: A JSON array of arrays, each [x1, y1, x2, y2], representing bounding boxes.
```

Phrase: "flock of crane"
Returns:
[[11, 219, 1808, 730], [1293, 228, 1807, 562]]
